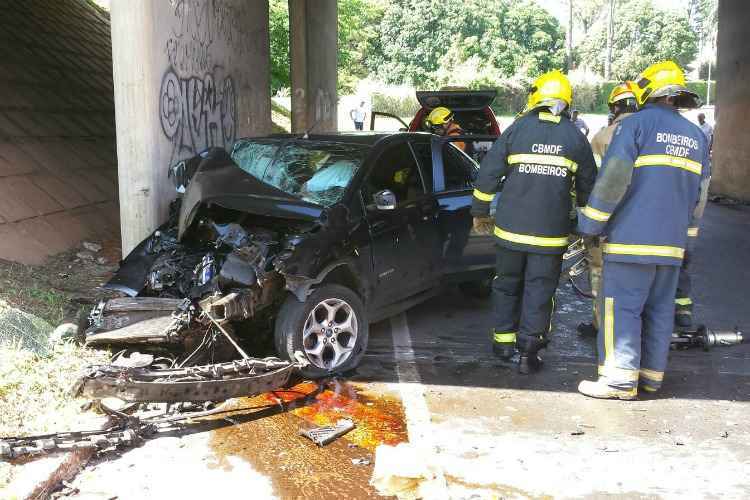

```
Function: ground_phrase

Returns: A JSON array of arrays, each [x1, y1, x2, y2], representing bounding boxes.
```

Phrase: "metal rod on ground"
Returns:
[[204, 311, 250, 360]]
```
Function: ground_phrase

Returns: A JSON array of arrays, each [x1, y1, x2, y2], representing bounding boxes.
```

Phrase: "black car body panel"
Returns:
[[104, 132, 495, 324]]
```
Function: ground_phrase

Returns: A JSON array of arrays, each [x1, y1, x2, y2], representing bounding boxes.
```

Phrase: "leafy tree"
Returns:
[[268, 0, 386, 93], [574, 0, 606, 36], [577, 0, 698, 80], [269, 0, 290, 94], [373, 0, 565, 86], [338, 0, 386, 93]]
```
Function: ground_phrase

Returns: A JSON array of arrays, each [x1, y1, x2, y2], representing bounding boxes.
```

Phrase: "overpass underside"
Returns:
[[0, 0, 118, 265]]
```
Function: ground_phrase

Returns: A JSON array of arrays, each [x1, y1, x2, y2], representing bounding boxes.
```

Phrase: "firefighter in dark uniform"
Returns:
[[577, 61, 710, 399], [471, 70, 597, 374]]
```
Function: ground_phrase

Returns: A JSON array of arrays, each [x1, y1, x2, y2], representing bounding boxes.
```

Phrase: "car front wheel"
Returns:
[[274, 284, 368, 378]]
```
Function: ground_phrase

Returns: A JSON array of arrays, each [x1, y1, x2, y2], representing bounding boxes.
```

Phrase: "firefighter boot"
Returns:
[[492, 331, 517, 360], [518, 352, 543, 374], [517, 335, 548, 375], [576, 322, 598, 337], [577, 379, 637, 400], [674, 298, 693, 328], [493, 342, 515, 360]]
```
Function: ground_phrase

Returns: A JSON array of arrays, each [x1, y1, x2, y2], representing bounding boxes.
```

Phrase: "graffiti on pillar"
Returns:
[[159, 67, 237, 163], [315, 88, 334, 124], [165, 0, 252, 76]]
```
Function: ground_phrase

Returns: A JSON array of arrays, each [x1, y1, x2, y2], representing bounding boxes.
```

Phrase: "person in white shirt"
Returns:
[[697, 113, 713, 151], [350, 101, 367, 130], [571, 109, 590, 137]]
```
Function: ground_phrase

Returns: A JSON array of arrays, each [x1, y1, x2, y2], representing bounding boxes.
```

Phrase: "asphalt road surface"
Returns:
[[65, 201, 750, 499]]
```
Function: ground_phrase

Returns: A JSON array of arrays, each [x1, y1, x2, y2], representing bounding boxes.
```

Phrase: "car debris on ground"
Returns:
[[299, 419, 355, 446]]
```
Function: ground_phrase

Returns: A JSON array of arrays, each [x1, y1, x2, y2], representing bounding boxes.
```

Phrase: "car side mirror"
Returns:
[[374, 189, 397, 210]]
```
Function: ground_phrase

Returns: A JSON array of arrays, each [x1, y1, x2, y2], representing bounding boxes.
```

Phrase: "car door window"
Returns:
[[410, 141, 434, 192], [440, 143, 477, 191], [364, 142, 425, 205]]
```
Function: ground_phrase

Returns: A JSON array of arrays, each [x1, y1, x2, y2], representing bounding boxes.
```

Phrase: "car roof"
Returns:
[[262, 131, 435, 146]]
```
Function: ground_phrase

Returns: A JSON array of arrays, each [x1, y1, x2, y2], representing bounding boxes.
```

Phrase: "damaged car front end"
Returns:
[[78, 138, 375, 402], [77, 132, 498, 403]]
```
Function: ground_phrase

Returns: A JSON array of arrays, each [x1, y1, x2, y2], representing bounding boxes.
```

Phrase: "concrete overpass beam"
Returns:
[[289, 0, 338, 133], [713, 0, 750, 201], [111, 0, 271, 253]]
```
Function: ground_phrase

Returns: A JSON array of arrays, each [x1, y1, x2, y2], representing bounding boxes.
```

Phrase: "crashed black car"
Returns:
[[85, 132, 495, 379]]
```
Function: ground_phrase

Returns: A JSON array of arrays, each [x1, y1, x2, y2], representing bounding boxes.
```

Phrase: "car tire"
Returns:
[[459, 273, 494, 299], [274, 284, 368, 379]]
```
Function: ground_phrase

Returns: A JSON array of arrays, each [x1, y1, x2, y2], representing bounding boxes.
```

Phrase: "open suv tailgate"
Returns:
[[416, 90, 497, 111]]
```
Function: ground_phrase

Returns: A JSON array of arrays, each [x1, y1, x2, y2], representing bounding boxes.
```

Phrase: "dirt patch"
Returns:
[[0, 237, 122, 327]]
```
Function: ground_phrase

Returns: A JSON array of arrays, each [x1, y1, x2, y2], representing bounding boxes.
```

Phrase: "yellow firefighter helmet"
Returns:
[[526, 70, 573, 111], [626, 61, 700, 108]]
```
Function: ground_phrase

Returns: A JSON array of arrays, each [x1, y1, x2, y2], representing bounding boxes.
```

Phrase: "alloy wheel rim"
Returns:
[[302, 297, 358, 370]]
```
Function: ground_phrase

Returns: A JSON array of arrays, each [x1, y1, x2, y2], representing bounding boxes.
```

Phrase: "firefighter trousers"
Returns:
[[492, 246, 562, 353], [597, 260, 680, 392], [587, 241, 603, 329], [675, 251, 692, 326]]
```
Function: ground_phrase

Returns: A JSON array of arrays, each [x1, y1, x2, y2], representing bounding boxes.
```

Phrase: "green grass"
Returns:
[[0, 342, 110, 488], [271, 100, 291, 119], [0, 260, 69, 326]]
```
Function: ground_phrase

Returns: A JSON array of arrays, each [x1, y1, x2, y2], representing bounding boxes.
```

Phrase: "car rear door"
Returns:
[[361, 138, 440, 308]]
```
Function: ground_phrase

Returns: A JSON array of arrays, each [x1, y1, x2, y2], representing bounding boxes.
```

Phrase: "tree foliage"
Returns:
[[337, 0, 386, 93], [371, 0, 565, 86], [577, 0, 698, 80], [269, 0, 290, 94], [269, 0, 385, 93]]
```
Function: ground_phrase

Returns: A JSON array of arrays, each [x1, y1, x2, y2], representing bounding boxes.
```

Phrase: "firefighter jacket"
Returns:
[[471, 108, 597, 254], [445, 122, 466, 151], [590, 113, 632, 168], [577, 103, 710, 266]]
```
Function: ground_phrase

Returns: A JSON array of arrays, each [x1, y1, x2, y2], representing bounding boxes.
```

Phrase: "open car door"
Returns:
[[369, 111, 409, 131]]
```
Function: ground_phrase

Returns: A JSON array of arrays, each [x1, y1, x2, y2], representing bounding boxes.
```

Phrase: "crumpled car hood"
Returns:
[[178, 161, 323, 239]]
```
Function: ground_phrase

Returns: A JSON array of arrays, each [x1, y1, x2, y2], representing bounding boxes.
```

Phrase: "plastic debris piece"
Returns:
[[82, 242, 102, 253], [299, 419, 355, 446]]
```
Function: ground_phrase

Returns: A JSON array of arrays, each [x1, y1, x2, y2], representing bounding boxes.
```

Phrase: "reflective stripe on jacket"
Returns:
[[471, 108, 597, 254], [577, 104, 710, 266]]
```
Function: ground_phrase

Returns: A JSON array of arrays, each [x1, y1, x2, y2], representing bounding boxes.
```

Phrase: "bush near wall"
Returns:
[[480, 80, 716, 116], [370, 92, 421, 119], [368, 79, 717, 120]]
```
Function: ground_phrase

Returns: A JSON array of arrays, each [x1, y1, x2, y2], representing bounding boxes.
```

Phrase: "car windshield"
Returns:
[[230, 139, 369, 207]]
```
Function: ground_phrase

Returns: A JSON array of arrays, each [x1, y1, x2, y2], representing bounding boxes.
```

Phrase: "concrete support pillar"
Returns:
[[712, 0, 750, 201], [289, 0, 338, 133], [111, 0, 271, 253]]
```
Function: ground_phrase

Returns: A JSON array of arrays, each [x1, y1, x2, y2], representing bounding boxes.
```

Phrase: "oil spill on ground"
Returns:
[[269, 379, 408, 451], [207, 379, 408, 498]]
